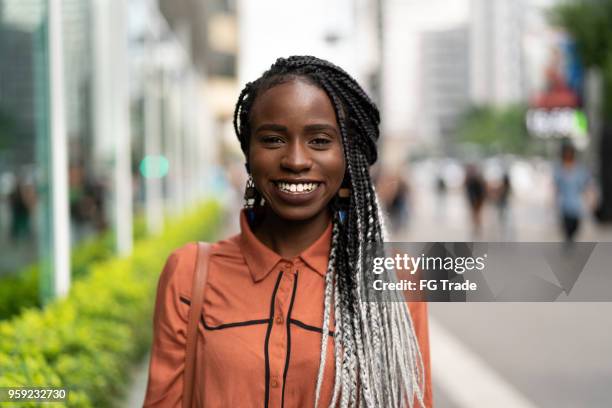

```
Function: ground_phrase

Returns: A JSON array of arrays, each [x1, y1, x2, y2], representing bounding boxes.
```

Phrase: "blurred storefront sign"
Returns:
[[526, 107, 588, 144], [527, 33, 587, 147]]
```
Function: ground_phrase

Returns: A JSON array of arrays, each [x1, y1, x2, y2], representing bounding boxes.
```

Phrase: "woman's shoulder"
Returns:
[[210, 232, 243, 258], [159, 234, 244, 296], [164, 233, 243, 273], [157, 243, 199, 298]]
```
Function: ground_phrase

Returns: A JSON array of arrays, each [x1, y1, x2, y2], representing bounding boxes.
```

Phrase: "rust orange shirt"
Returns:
[[143, 211, 433, 407]]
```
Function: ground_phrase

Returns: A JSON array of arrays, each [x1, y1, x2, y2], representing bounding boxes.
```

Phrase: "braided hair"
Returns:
[[233, 56, 425, 408]]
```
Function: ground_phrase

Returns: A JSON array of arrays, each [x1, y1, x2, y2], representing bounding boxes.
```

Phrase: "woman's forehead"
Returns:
[[249, 80, 338, 127]]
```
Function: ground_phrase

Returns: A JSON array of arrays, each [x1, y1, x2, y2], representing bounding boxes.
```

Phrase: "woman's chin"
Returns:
[[266, 203, 330, 223]]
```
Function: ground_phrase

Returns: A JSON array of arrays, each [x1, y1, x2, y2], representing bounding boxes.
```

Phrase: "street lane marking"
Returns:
[[429, 318, 540, 408]]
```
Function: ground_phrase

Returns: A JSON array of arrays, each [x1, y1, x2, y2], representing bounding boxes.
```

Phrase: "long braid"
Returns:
[[233, 55, 425, 408], [372, 187, 395, 406], [345, 142, 376, 406], [330, 262, 344, 407]]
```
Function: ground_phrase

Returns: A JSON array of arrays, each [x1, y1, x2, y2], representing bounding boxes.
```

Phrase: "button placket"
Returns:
[[268, 264, 293, 405], [274, 261, 293, 327]]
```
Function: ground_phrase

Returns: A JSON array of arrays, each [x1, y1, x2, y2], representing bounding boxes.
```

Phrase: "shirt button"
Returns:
[[270, 377, 280, 388], [275, 315, 284, 325]]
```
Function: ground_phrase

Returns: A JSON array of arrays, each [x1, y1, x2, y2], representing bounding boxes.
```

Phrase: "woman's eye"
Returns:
[[261, 136, 284, 144], [311, 137, 331, 145]]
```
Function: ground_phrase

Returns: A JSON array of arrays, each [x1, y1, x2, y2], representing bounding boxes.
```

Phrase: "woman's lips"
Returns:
[[275, 181, 321, 194], [270, 181, 323, 204]]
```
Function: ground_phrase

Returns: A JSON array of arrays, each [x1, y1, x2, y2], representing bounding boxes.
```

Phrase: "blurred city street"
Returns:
[[400, 159, 612, 243]]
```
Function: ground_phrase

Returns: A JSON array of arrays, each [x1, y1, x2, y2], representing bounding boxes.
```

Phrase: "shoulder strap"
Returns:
[[183, 242, 211, 408]]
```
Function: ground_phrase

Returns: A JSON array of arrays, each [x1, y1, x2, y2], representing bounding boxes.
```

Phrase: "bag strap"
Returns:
[[183, 242, 211, 408]]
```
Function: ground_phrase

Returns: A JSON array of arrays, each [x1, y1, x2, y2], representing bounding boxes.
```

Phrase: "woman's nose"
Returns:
[[280, 142, 312, 172]]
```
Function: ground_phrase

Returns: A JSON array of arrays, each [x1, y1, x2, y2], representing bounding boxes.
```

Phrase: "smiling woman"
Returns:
[[143, 56, 432, 408], [248, 79, 346, 230]]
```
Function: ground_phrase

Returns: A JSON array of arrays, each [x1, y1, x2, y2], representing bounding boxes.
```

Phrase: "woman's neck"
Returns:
[[252, 206, 331, 259]]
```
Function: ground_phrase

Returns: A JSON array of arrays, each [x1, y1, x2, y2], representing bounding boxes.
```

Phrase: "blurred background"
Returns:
[[1, 0, 612, 407]]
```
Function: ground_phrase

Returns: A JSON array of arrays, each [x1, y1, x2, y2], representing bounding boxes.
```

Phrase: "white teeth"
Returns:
[[276, 182, 319, 194]]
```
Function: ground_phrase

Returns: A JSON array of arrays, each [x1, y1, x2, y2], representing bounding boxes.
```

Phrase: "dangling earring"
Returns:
[[244, 175, 258, 223], [336, 187, 351, 224], [244, 175, 257, 208]]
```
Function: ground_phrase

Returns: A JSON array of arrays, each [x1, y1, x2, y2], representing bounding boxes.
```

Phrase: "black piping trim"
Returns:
[[264, 271, 284, 408], [290, 319, 335, 337], [179, 296, 268, 330], [281, 272, 298, 408], [203, 318, 269, 330]]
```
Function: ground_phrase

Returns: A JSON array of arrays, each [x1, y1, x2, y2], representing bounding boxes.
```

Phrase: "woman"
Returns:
[[143, 56, 432, 407]]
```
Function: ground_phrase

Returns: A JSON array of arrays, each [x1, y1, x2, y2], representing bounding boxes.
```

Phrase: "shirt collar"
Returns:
[[239, 209, 333, 282]]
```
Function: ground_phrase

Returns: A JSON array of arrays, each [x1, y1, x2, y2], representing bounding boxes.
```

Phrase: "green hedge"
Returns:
[[0, 264, 39, 320], [0, 214, 148, 320], [0, 200, 222, 407]]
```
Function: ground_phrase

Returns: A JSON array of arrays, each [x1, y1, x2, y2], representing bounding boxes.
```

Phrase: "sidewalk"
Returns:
[[122, 353, 151, 407]]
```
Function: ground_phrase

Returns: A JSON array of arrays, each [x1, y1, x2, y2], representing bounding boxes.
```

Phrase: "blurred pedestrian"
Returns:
[[376, 168, 411, 234], [9, 176, 35, 243], [144, 56, 432, 408], [493, 171, 512, 239], [389, 173, 410, 231], [464, 164, 486, 237], [435, 173, 447, 220], [436, 174, 447, 196], [553, 142, 591, 242], [69, 163, 109, 243]]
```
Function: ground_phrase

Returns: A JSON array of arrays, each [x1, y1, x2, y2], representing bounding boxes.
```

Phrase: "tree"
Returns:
[[552, 0, 612, 222], [458, 105, 531, 155]]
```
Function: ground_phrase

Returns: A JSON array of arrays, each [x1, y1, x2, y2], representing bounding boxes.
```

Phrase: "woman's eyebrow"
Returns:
[[255, 123, 287, 133], [304, 124, 338, 135]]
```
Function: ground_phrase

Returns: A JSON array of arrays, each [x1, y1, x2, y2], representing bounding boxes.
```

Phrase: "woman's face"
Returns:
[[248, 79, 346, 222]]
